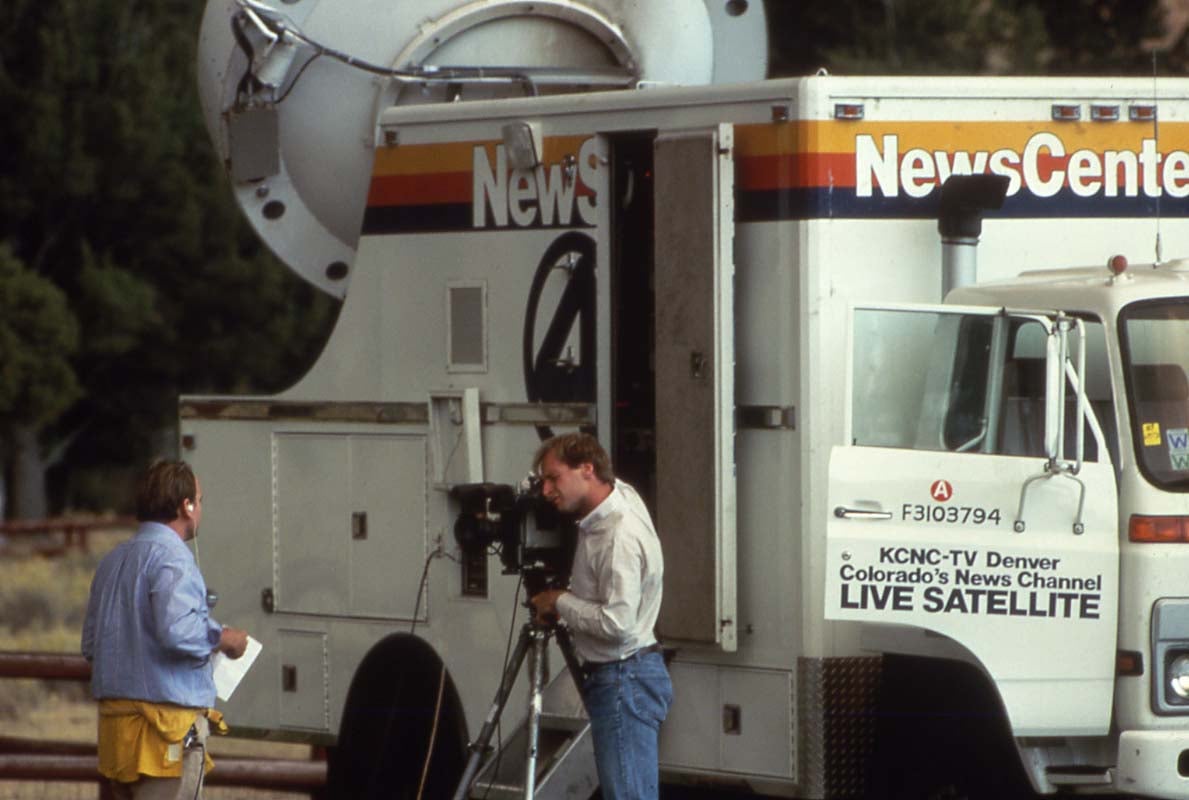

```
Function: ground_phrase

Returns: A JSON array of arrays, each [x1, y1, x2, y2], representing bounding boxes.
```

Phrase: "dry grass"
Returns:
[[0, 526, 312, 799]]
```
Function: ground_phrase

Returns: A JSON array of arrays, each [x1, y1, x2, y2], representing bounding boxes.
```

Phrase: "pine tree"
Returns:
[[767, 0, 1164, 76], [0, 0, 337, 515]]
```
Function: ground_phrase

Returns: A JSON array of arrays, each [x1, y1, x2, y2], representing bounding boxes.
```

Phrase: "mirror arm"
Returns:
[[1012, 463, 1087, 536]]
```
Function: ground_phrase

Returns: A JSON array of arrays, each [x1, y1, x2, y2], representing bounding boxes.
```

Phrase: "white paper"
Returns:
[[212, 635, 262, 702]]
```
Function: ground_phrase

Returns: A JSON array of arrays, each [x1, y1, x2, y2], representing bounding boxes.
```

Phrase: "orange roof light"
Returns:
[[1108, 254, 1129, 276], [1052, 104, 1082, 121], [1130, 104, 1157, 122]]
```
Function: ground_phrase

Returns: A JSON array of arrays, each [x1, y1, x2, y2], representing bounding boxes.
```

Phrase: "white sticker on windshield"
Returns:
[[1167, 428, 1189, 470]]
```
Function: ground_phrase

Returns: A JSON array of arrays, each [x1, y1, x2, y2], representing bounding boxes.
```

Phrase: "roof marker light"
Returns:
[[1130, 104, 1158, 122], [1052, 104, 1081, 121], [1091, 104, 1120, 122], [834, 103, 864, 121], [1108, 254, 1129, 276]]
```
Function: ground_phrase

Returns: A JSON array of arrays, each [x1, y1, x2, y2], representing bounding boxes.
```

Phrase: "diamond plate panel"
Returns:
[[797, 656, 882, 799]]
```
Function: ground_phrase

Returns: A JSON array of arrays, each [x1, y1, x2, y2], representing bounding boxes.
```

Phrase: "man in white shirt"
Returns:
[[529, 433, 672, 800]]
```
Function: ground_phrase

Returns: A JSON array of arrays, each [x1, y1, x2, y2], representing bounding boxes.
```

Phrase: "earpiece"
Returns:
[[185, 502, 195, 512]]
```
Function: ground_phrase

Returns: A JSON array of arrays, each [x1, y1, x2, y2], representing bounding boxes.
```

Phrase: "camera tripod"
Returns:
[[451, 614, 585, 800]]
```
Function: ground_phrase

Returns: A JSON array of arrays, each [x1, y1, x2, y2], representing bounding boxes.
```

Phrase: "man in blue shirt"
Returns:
[[82, 459, 248, 799]]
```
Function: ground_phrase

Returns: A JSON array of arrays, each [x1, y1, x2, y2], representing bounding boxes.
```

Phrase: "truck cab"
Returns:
[[953, 263, 1189, 797]]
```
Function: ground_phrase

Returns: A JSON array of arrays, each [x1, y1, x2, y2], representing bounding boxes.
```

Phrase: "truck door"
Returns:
[[651, 125, 737, 651], [826, 304, 1119, 736]]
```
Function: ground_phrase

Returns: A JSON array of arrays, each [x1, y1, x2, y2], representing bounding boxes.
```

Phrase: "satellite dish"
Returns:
[[197, 0, 768, 297]]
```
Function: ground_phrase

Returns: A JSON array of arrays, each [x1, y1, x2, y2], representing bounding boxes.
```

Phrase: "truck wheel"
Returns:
[[327, 634, 467, 800], [870, 654, 1035, 800]]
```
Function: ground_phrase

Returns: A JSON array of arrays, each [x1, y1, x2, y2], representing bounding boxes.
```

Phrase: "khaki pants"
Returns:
[[109, 715, 208, 800]]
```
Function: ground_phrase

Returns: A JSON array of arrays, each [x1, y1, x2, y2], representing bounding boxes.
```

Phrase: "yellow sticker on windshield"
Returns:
[[1144, 422, 1162, 446]]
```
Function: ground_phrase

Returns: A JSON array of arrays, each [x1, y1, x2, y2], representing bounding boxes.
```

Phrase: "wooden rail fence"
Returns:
[[0, 517, 136, 555], [0, 651, 327, 798]]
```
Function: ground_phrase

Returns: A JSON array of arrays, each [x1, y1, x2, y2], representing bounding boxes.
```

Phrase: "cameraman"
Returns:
[[529, 433, 672, 800]]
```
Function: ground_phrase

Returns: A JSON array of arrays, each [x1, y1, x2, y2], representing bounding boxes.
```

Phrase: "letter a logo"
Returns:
[[930, 479, 953, 502]]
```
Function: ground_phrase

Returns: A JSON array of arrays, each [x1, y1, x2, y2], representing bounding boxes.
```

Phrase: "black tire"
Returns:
[[869, 654, 1035, 800], [327, 633, 468, 800]]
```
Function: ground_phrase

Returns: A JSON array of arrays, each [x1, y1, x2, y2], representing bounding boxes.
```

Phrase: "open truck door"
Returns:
[[826, 304, 1119, 736], [652, 125, 737, 652]]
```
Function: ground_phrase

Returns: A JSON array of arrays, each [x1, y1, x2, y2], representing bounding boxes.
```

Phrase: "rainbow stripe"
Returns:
[[362, 121, 1189, 235]]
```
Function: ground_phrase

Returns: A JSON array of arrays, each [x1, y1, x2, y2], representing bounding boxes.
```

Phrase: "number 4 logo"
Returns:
[[930, 479, 953, 502]]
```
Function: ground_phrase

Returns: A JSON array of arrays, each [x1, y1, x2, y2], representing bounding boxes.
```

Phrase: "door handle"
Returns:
[[834, 506, 893, 520]]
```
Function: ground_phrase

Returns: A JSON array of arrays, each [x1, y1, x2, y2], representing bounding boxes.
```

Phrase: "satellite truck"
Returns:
[[188, 0, 1189, 797]]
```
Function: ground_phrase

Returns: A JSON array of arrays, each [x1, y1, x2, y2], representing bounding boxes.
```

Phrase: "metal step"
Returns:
[[1045, 765, 1113, 786], [470, 712, 597, 800], [468, 663, 599, 800]]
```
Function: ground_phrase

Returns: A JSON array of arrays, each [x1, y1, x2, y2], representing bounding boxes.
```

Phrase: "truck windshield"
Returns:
[[1120, 299, 1189, 491]]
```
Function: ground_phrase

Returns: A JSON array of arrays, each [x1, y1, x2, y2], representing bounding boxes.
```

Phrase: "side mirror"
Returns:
[[1044, 322, 1065, 461], [1043, 316, 1087, 468]]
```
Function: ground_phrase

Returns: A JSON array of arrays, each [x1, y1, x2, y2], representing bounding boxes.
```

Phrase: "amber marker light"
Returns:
[[1129, 515, 1189, 543], [1117, 650, 1144, 677]]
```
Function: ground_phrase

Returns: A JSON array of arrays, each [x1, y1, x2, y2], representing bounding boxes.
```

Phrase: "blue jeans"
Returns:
[[582, 650, 673, 800]]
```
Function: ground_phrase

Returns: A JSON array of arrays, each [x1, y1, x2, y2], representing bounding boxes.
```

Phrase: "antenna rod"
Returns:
[[1153, 49, 1163, 265]]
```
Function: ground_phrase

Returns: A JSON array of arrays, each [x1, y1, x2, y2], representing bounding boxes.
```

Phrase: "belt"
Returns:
[[582, 642, 664, 671]]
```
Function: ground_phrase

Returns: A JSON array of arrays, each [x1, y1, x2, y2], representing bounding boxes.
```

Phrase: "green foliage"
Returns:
[[0, 0, 338, 510], [0, 245, 80, 427], [767, 0, 1165, 76], [1031, 0, 1167, 74]]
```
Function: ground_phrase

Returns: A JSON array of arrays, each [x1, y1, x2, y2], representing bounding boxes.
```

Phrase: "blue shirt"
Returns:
[[81, 522, 223, 708]]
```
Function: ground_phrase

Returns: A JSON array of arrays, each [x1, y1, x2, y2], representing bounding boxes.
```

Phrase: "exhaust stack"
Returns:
[[938, 174, 1010, 299]]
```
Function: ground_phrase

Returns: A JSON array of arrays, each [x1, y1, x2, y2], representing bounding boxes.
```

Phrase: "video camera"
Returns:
[[451, 477, 576, 593]]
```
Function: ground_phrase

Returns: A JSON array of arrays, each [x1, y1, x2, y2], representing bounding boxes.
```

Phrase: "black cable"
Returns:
[[275, 51, 322, 104], [231, 0, 641, 108], [190, 741, 205, 800], [238, 2, 536, 85], [480, 572, 524, 800], [409, 537, 465, 637], [410, 545, 460, 636], [403, 544, 460, 798], [230, 12, 265, 106]]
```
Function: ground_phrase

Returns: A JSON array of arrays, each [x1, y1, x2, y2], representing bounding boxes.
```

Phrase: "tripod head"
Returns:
[[523, 568, 571, 630], [522, 566, 567, 598]]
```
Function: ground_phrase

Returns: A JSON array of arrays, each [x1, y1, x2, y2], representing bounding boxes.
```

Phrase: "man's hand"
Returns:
[[217, 626, 249, 659], [529, 589, 566, 624]]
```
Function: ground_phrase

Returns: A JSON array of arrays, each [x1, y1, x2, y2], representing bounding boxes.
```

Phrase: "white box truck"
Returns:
[[188, 1, 1189, 797]]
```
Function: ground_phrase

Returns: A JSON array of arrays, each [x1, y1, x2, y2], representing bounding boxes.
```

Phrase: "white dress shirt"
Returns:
[[556, 479, 664, 663]]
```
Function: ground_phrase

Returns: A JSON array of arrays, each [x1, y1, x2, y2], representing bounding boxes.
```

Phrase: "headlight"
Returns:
[[1152, 600, 1189, 714], [1170, 654, 1189, 700]]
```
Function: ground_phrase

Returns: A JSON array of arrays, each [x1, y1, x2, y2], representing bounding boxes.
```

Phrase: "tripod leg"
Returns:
[[452, 624, 533, 800], [552, 625, 586, 695], [523, 626, 549, 800]]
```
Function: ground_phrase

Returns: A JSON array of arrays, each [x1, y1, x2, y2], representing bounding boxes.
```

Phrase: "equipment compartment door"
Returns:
[[825, 304, 1119, 736], [653, 125, 737, 651]]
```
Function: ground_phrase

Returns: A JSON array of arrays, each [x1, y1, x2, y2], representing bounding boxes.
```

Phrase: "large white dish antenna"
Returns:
[[197, 0, 768, 296]]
